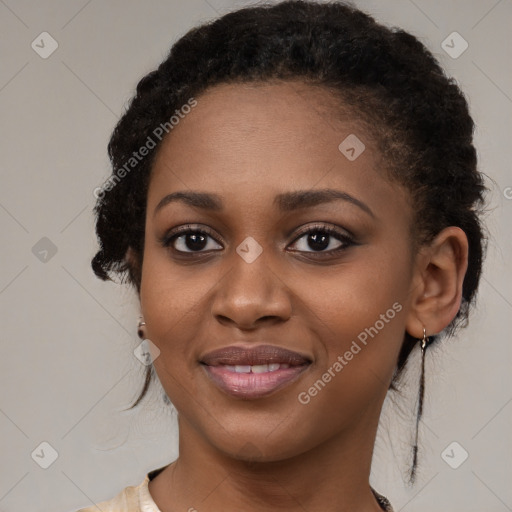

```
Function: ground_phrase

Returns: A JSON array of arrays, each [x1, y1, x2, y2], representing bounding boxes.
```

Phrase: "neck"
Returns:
[[150, 408, 386, 512]]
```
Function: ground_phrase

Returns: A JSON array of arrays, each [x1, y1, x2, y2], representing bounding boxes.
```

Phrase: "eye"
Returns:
[[160, 223, 355, 257], [288, 224, 354, 254], [161, 224, 222, 254]]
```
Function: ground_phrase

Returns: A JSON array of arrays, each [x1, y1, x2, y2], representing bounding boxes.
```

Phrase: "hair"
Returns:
[[91, 0, 487, 478]]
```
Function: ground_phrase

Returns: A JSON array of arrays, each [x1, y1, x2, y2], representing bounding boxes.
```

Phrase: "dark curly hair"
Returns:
[[91, 0, 487, 475]]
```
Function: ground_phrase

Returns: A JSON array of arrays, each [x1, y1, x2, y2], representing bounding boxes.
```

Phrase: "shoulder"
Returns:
[[75, 474, 152, 512]]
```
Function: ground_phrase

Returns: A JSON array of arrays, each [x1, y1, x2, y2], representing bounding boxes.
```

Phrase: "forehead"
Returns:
[[148, 80, 410, 220]]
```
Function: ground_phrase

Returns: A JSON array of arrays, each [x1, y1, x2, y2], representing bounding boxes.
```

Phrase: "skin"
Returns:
[[134, 81, 468, 512]]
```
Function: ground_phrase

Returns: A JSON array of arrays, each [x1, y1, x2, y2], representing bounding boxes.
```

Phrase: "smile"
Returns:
[[222, 363, 290, 373], [200, 345, 312, 399]]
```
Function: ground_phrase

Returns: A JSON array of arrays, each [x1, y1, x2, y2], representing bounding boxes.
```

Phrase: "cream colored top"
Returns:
[[76, 467, 394, 511], [76, 473, 162, 512]]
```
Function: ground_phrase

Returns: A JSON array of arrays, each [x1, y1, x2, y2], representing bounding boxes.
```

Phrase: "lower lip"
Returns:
[[202, 364, 310, 399]]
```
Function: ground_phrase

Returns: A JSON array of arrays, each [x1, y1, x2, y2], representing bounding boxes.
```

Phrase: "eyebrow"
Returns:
[[154, 188, 375, 218]]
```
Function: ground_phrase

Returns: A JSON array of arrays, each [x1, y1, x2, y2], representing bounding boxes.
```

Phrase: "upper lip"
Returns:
[[200, 344, 312, 367]]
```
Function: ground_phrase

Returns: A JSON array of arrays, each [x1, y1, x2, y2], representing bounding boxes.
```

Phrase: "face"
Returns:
[[140, 81, 417, 462]]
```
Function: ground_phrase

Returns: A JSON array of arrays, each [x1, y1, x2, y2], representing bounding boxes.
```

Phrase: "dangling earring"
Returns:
[[137, 317, 146, 339], [410, 327, 429, 484]]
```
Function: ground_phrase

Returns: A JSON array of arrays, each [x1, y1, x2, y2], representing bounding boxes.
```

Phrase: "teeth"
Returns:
[[234, 365, 252, 373], [224, 364, 290, 373], [251, 364, 269, 373]]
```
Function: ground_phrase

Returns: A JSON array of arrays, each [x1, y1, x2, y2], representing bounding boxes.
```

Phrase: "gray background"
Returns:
[[0, 0, 511, 511]]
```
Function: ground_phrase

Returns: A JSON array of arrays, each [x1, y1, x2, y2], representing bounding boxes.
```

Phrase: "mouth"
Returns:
[[200, 345, 312, 399]]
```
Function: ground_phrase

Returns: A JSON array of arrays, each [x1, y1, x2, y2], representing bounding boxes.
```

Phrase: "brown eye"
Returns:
[[162, 225, 223, 253], [288, 225, 354, 254]]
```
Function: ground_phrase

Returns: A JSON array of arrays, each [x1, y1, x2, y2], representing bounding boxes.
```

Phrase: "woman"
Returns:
[[79, 1, 486, 510]]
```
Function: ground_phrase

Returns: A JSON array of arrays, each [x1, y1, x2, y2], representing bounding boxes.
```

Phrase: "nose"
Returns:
[[210, 248, 293, 330]]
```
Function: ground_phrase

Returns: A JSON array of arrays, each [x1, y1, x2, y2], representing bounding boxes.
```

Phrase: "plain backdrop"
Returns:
[[0, 1, 511, 511]]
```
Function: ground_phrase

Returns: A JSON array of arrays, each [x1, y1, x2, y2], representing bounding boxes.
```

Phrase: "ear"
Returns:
[[406, 226, 469, 338]]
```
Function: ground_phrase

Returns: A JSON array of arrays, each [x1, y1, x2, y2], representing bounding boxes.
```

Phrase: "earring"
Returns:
[[410, 327, 429, 484], [137, 317, 146, 339]]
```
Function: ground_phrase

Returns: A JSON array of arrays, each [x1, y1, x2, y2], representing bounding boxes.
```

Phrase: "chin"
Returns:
[[198, 418, 319, 464]]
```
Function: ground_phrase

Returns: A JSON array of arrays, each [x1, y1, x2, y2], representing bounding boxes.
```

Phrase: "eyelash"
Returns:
[[159, 223, 356, 258]]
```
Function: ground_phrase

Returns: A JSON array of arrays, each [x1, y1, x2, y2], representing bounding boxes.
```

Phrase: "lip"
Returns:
[[201, 345, 311, 366], [200, 344, 312, 400]]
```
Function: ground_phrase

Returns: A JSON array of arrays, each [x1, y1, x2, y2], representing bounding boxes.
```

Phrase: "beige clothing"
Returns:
[[76, 465, 394, 511], [76, 466, 166, 512]]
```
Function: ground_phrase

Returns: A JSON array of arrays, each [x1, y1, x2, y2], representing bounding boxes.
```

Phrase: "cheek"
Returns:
[[301, 246, 411, 374], [140, 237, 210, 322], [139, 255, 208, 412], [290, 271, 408, 435], [140, 246, 192, 352], [139, 244, 227, 371], [310, 248, 408, 320]]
